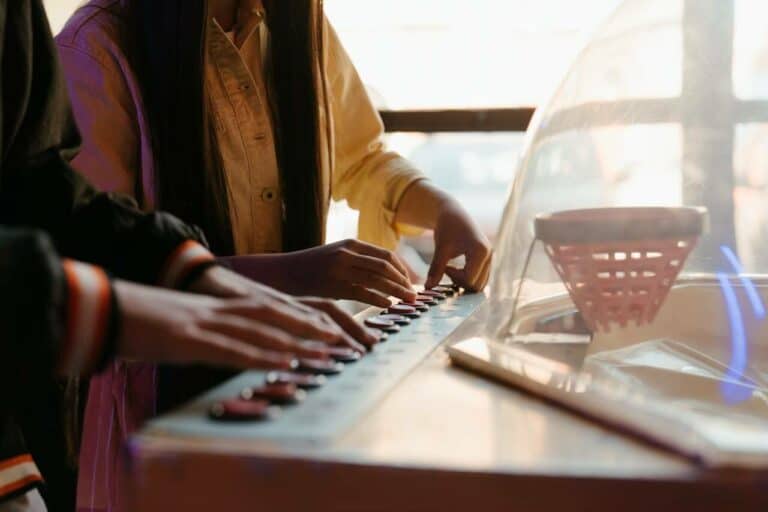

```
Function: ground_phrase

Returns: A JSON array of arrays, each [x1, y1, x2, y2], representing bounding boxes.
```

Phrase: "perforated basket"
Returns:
[[534, 207, 707, 332]]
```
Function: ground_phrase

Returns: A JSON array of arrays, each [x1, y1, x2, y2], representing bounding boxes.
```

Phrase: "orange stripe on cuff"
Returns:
[[0, 455, 33, 473], [58, 261, 112, 376], [0, 455, 42, 499], [159, 241, 215, 289]]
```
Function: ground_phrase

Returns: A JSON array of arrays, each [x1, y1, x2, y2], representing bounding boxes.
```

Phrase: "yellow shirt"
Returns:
[[207, 9, 283, 253], [57, 0, 426, 254], [207, 0, 426, 253]]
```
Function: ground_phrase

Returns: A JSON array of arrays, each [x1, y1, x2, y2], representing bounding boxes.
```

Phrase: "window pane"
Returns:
[[44, 0, 81, 34], [734, 123, 768, 271], [326, 0, 623, 109], [733, 0, 768, 99], [388, 132, 522, 239], [551, 0, 682, 110]]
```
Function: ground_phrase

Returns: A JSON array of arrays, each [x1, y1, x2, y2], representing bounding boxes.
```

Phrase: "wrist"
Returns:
[[396, 180, 458, 230], [57, 260, 117, 376], [186, 265, 250, 298], [217, 253, 299, 293], [159, 241, 216, 289]]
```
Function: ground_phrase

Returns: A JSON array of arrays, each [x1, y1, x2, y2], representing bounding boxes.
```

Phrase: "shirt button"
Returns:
[[261, 188, 278, 202]]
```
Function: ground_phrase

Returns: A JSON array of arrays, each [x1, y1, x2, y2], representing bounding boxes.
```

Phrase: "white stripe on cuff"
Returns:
[[0, 456, 42, 500]]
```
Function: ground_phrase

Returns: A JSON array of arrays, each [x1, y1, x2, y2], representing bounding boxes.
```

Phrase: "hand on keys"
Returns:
[[218, 239, 418, 308], [292, 239, 418, 307], [187, 265, 380, 352], [426, 202, 492, 292]]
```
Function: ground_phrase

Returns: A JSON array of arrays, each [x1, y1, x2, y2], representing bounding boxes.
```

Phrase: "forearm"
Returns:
[[393, 180, 460, 230], [217, 253, 301, 294]]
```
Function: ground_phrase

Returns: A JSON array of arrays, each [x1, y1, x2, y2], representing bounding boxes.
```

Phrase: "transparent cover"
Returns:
[[457, 0, 768, 467]]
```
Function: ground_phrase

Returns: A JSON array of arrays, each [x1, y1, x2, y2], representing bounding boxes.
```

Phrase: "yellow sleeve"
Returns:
[[324, 19, 427, 250]]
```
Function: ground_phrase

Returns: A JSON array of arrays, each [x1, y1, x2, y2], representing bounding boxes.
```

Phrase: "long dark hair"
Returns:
[[264, 0, 323, 251], [132, 0, 323, 255]]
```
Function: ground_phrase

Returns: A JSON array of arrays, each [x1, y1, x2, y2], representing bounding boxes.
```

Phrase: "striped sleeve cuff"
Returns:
[[0, 455, 43, 502], [159, 240, 216, 289], [57, 260, 113, 377]]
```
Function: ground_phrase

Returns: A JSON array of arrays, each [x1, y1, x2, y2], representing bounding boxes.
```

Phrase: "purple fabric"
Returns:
[[55, 4, 161, 511], [76, 362, 156, 512]]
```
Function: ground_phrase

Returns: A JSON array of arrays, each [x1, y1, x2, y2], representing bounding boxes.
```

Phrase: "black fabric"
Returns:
[[0, 418, 40, 503], [0, 1, 214, 509], [0, 228, 72, 507], [0, 230, 114, 510], [157, 366, 237, 415], [0, 0, 210, 285]]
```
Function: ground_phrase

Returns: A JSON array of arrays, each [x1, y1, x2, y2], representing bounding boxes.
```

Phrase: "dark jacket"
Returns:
[[0, 0, 213, 509]]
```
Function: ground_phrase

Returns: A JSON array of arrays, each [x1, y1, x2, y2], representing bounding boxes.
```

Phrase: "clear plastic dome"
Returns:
[[456, 0, 768, 467], [490, 0, 768, 335]]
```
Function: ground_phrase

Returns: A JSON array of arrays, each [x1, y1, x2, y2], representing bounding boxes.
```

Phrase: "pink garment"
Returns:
[[56, 0, 160, 207], [55, 3, 159, 511], [77, 363, 156, 512]]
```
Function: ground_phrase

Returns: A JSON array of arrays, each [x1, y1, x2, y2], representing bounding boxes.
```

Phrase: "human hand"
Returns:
[[114, 280, 336, 369], [287, 239, 417, 307], [296, 296, 381, 349], [187, 265, 379, 350], [220, 240, 417, 308], [425, 201, 492, 291]]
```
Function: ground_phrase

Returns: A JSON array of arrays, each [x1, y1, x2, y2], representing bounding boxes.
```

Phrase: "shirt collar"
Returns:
[[233, 0, 266, 48], [210, 0, 266, 49]]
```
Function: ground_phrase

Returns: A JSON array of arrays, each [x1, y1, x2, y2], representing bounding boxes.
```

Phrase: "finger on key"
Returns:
[[198, 315, 329, 359], [221, 300, 340, 344], [348, 239, 412, 284], [475, 255, 492, 291], [346, 265, 415, 302], [298, 297, 373, 350], [351, 254, 414, 294], [425, 245, 454, 290], [347, 285, 393, 309], [445, 251, 486, 291], [185, 330, 299, 370]]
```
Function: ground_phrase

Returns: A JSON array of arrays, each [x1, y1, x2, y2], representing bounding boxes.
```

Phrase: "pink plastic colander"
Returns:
[[534, 207, 707, 332]]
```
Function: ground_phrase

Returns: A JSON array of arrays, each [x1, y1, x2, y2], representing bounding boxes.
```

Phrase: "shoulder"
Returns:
[[55, 0, 133, 70]]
